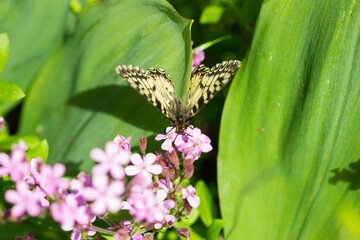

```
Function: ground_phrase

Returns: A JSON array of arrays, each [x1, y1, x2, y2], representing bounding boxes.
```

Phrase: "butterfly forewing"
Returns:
[[115, 65, 175, 120], [184, 60, 241, 119]]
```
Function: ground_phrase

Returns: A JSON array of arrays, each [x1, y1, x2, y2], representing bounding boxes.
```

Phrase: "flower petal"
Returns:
[[130, 154, 143, 166], [187, 195, 200, 208], [125, 166, 141, 176], [90, 148, 106, 163], [144, 153, 156, 165], [147, 164, 162, 175]]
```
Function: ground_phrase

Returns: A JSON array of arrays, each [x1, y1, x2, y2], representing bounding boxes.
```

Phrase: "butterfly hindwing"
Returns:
[[115, 65, 175, 120], [185, 60, 241, 119]]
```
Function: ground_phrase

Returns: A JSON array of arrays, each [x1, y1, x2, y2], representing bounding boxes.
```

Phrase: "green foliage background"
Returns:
[[1, 0, 360, 239]]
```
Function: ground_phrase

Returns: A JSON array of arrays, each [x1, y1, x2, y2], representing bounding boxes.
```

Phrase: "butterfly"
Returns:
[[115, 60, 241, 134]]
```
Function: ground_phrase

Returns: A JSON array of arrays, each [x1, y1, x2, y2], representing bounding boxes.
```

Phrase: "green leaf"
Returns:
[[199, 5, 225, 24], [206, 219, 225, 240], [0, 32, 9, 74], [195, 35, 231, 52], [196, 180, 216, 227], [219, 1, 360, 239], [0, 0, 69, 96], [19, 0, 192, 172], [26, 139, 49, 163], [0, 79, 25, 105]]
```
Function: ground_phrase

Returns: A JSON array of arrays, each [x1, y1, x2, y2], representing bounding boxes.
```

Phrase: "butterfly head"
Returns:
[[172, 117, 188, 135]]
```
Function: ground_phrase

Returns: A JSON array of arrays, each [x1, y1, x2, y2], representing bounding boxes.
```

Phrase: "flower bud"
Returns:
[[185, 204, 193, 215], [140, 136, 147, 154], [169, 167, 178, 181], [162, 168, 170, 178], [185, 164, 194, 178], [178, 227, 192, 239], [144, 233, 154, 240], [166, 149, 179, 169]]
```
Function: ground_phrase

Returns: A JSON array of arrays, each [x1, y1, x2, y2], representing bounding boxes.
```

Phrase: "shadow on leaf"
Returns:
[[328, 158, 360, 190], [68, 84, 169, 133]]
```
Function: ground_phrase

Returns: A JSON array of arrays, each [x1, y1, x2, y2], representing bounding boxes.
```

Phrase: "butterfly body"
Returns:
[[116, 60, 241, 133]]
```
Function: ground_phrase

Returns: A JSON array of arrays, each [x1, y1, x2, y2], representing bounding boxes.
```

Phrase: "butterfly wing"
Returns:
[[115, 65, 175, 120], [184, 60, 241, 119]]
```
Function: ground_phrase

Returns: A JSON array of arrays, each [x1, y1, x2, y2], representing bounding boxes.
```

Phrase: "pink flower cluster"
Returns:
[[156, 125, 212, 178], [0, 127, 211, 239]]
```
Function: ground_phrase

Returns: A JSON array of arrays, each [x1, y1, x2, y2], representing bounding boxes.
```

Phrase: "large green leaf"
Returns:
[[219, 1, 360, 239], [0, 0, 69, 94], [20, 0, 192, 172]]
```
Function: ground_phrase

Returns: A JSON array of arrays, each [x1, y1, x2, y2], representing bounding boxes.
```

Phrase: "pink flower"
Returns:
[[5, 181, 43, 217], [176, 126, 212, 161], [82, 174, 124, 215], [181, 185, 200, 208], [125, 153, 162, 180], [113, 135, 131, 151], [157, 179, 171, 192], [25, 157, 43, 185], [33, 186, 50, 208], [113, 230, 131, 240], [192, 41, 205, 70], [128, 174, 153, 194], [11, 140, 28, 152], [132, 234, 144, 240], [192, 48, 205, 69], [37, 163, 69, 195], [0, 149, 30, 182], [51, 194, 92, 231], [155, 127, 177, 151], [70, 172, 91, 192], [154, 214, 176, 229], [127, 189, 174, 223], [119, 220, 132, 232], [70, 222, 96, 240], [91, 141, 130, 179], [189, 128, 212, 153], [0, 116, 4, 131]]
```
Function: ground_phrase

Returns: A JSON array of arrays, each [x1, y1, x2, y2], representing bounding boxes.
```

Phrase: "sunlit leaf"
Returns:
[[0, 79, 25, 105], [0, 0, 70, 112], [206, 219, 225, 240], [26, 139, 49, 163], [200, 5, 225, 24], [0, 32, 9, 74], [196, 180, 216, 227], [219, 0, 360, 239]]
